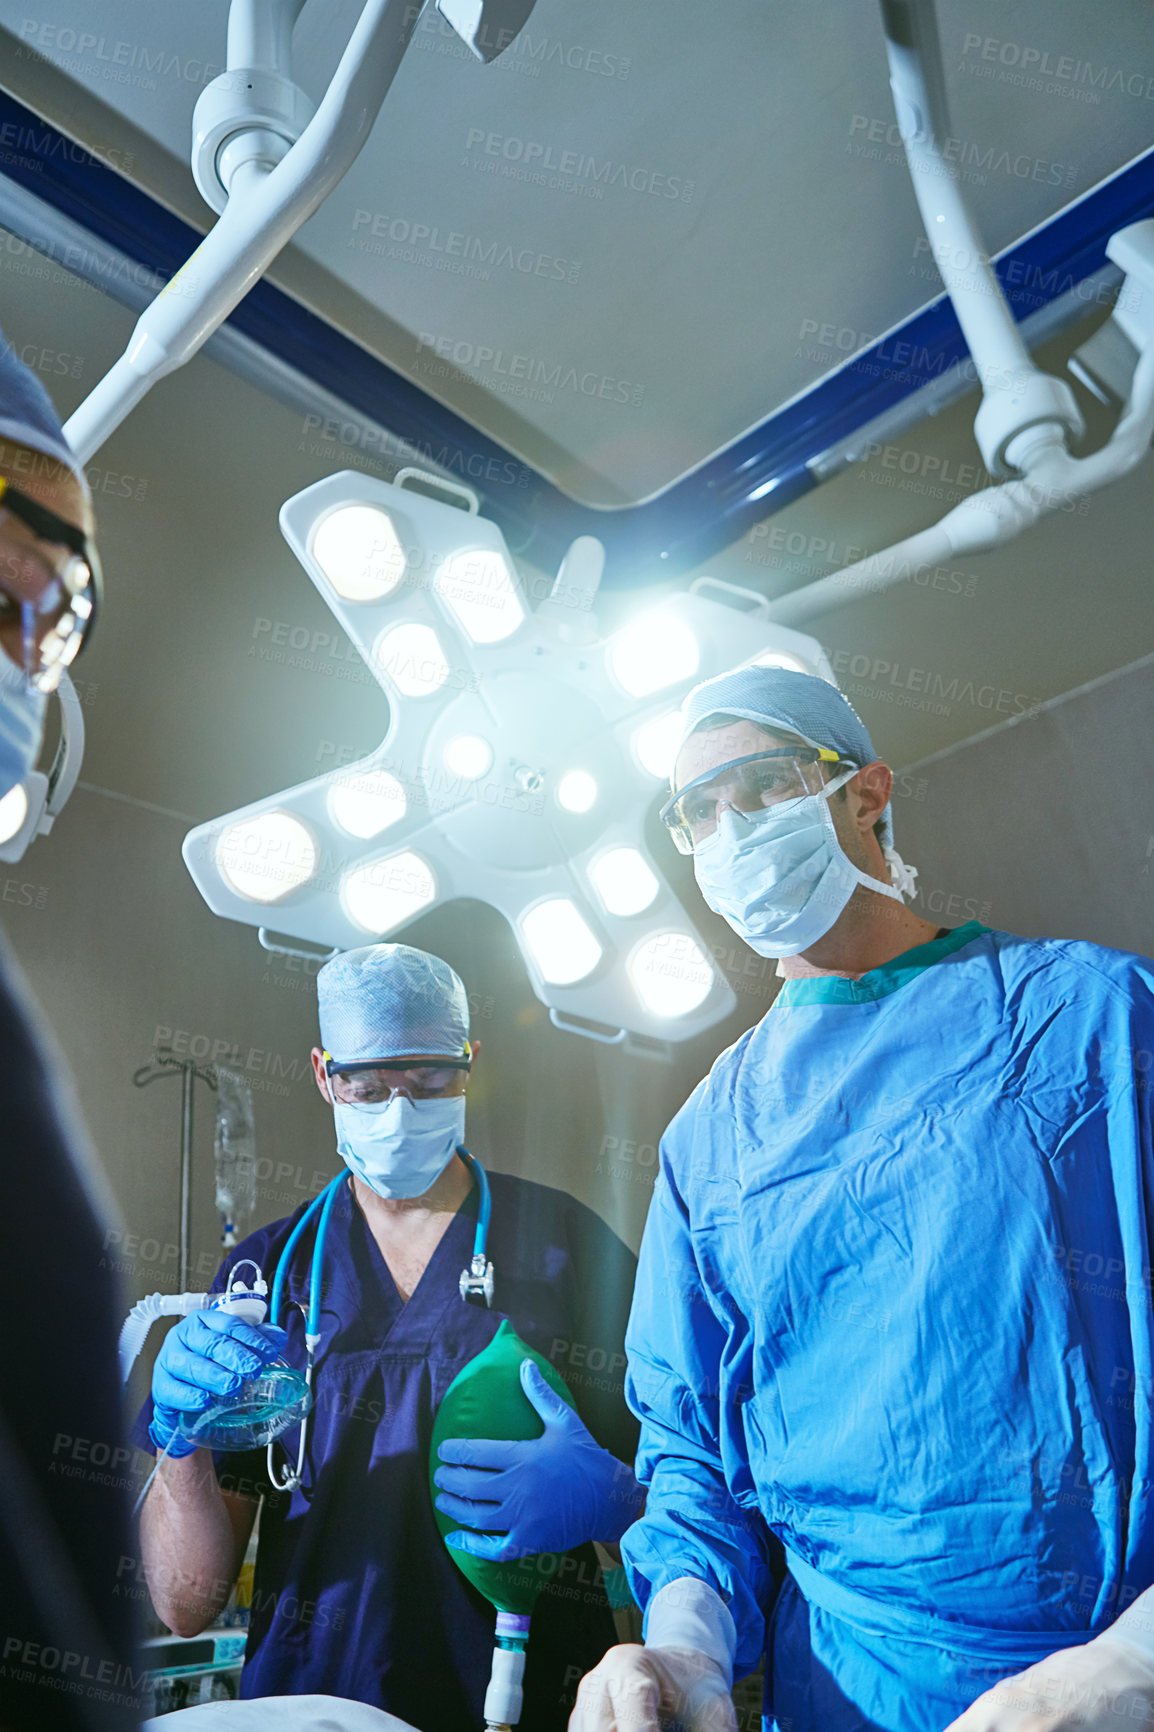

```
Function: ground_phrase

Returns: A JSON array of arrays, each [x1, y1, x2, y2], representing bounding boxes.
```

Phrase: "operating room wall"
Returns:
[[890, 652, 1154, 957]]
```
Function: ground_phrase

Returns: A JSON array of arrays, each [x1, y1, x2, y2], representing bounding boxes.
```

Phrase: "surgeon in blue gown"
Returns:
[[136, 944, 643, 1731], [572, 667, 1154, 1732]]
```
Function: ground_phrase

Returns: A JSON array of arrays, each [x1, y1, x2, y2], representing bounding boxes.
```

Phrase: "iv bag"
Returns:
[[213, 1066, 256, 1246]]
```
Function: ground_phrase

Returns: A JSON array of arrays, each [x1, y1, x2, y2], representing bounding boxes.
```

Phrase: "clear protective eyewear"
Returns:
[[0, 478, 101, 694], [660, 746, 851, 854], [323, 1051, 472, 1104]]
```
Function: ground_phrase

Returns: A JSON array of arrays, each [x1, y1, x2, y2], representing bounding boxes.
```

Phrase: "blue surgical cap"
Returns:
[[317, 943, 470, 1064], [674, 665, 894, 846], [0, 329, 87, 490]]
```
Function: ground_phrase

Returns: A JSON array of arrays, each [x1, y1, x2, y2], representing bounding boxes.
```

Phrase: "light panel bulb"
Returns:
[[632, 709, 684, 779], [375, 623, 450, 696], [341, 850, 436, 934], [216, 811, 318, 904], [589, 848, 659, 917], [0, 783, 28, 845], [557, 769, 597, 813], [520, 898, 602, 985], [328, 769, 406, 839], [607, 612, 699, 697], [444, 735, 493, 780], [629, 931, 713, 1017], [436, 549, 524, 643], [311, 505, 406, 601]]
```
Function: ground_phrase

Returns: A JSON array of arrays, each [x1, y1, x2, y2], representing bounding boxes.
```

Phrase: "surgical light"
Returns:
[[341, 850, 436, 934], [328, 769, 406, 839], [589, 848, 659, 918], [557, 769, 597, 813], [216, 811, 317, 903], [607, 611, 699, 697], [436, 549, 524, 644], [444, 735, 493, 780], [185, 471, 837, 1045], [632, 709, 684, 779], [375, 622, 450, 696], [311, 505, 407, 602], [520, 899, 602, 985], [0, 783, 28, 845], [629, 932, 713, 1017]]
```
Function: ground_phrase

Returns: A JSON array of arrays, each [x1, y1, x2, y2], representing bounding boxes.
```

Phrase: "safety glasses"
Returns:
[[660, 747, 851, 854], [0, 478, 101, 694], [323, 1052, 472, 1104]]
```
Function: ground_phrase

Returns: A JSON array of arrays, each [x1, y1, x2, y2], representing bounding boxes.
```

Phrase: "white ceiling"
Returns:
[[2, 0, 1151, 504]]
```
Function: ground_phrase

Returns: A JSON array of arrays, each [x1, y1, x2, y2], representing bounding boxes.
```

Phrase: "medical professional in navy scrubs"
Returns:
[[136, 943, 643, 1732]]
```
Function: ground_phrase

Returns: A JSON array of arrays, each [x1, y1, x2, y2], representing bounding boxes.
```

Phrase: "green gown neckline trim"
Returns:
[[772, 920, 990, 1007]]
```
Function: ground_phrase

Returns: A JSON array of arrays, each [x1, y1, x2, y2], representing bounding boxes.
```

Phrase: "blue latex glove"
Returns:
[[150, 1308, 286, 1459], [434, 1358, 643, 1560]]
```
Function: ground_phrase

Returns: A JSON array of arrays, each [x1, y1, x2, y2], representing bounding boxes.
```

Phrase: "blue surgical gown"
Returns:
[[620, 921, 1154, 1732], [136, 1169, 638, 1731]]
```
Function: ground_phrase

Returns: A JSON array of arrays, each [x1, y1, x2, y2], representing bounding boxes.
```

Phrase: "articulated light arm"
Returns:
[[63, 0, 540, 463], [773, 0, 1154, 627], [64, 0, 420, 462]]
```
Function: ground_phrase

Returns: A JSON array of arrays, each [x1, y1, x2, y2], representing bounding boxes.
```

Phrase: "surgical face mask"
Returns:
[[0, 653, 45, 801], [334, 1092, 466, 1200], [692, 769, 905, 958]]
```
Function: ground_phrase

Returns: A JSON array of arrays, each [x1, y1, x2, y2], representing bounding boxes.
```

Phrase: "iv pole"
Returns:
[[132, 1049, 218, 1294]]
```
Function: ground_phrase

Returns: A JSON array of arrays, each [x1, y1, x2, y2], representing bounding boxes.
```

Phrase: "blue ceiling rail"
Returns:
[[1, 88, 1151, 589]]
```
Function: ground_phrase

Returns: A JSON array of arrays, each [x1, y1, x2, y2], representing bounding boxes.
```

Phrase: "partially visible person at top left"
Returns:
[[0, 329, 139, 1732]]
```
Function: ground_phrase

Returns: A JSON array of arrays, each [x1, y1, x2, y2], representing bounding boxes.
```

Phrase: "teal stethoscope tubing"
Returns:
[[265, 1145, 491, 1491]]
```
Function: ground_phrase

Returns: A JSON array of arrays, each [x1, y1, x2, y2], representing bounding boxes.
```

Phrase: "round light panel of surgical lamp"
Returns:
[[589, 848, 659, 917], [374, 623, 451, 697], [0, 783, 28, 845], [607, 612, 699, 698], [557, 769, 597, 814], [216, 811, 318, 904], [629, 931, 713, 1017], [632, 709, 684, 779], [520, 898, 602, 985], [436, 549, 524, 644], [311, 505, 407, 602], [341, 850, 437, 934], [443, 735, 493, 780], [328, 769, 407, 839]]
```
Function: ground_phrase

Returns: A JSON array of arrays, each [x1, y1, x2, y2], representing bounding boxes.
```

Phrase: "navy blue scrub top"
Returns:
[[137, 1168, 638, 1731]]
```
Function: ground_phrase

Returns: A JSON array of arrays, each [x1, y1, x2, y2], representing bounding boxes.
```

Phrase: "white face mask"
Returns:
[[692, 769, 907, 958], [333, 1093, 466, 1199], [0, 656, 45, 802]]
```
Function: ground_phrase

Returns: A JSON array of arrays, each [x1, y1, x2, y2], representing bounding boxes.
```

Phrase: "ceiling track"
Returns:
[[0, 88, 1152, 587]]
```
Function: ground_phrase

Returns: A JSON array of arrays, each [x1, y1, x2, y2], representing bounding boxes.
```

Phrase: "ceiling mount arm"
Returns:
[[880, 0, 1082, 476], [63, 0, 540, 465]]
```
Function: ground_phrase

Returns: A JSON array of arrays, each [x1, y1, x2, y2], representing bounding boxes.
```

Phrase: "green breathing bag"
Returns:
[[429, 1319, 577, 1614]]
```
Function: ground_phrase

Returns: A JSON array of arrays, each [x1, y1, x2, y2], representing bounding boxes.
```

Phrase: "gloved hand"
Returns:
[[434, 1358, 643, 1559], [943, 1632, 1154, 1731], [569, 1645, 736, 1732], [150, 1308, 286, 1459]]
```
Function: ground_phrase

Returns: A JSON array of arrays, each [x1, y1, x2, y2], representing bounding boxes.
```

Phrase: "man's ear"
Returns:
[[310, 1047, 333, 1104], [852, 761, 892, 834]]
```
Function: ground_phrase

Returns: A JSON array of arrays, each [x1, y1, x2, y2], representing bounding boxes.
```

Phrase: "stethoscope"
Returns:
[[265, 1145, 493, 1493]]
